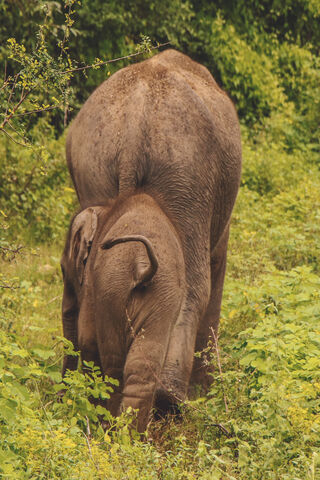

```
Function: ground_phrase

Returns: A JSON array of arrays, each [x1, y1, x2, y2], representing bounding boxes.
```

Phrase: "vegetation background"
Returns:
[[0, 0, 319, 478]]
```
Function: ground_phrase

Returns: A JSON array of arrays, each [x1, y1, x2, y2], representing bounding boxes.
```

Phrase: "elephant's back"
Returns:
[[67, 49, 241, 239]]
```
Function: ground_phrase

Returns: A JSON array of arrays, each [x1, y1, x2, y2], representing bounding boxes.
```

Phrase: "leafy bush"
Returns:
[[0, 129, 76, 243], [196, 14, 288, 124], [209, 266, 320, 479]]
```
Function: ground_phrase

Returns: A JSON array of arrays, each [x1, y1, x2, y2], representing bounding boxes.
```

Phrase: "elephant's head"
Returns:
[[61, 194, 186, 431]]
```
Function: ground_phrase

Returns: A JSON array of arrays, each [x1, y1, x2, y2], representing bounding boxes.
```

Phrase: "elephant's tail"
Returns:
[[101, 235, 158, 285]]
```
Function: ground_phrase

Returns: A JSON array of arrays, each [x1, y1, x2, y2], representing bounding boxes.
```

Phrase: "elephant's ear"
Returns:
[[69, 208, 98, 285]]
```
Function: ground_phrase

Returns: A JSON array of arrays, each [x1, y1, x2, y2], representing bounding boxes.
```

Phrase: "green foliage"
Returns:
[[0, 0, 77, 138], [54, 362, 118, 429], [230, 128, 320, 278], [0, 128, 76, 243], [207, 266, 320, 478], [194, 13, 289, 124]]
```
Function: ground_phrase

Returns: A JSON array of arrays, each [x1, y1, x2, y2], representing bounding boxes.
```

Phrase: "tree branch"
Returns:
[[58, 42, 171, 75], [1, 128, 31, 148]]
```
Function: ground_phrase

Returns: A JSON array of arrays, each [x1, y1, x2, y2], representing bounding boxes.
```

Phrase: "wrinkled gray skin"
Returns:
[[61, 49, 242, 432]]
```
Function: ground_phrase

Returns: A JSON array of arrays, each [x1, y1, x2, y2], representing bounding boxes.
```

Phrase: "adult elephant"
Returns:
[[62, 49, 242, 432]]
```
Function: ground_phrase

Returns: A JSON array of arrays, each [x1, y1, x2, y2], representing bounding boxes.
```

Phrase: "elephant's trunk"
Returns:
[[101, 235, 158, 285]]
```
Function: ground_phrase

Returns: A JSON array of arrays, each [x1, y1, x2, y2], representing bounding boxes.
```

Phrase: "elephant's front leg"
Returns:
[[121, 335, 169, 432], [158, 303, 204, 406], [62, 280, 79, 377], [120, 298, 177, 432]]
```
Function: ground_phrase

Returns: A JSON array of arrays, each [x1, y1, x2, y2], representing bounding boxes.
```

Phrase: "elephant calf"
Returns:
[[61, 49, 242, 432], [61, 194, 186, 430]]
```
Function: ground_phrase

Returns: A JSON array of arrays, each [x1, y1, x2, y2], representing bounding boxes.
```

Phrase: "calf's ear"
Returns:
[[69, 208, 98, 285]]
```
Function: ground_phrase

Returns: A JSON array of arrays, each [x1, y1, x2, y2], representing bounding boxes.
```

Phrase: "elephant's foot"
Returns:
[[120, 396, 152, 433], [153, 387, 182, 419], [156, 363, 188, 418]]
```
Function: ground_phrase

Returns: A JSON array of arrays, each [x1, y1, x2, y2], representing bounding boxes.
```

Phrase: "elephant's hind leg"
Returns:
[[190, 225, 230, 393]]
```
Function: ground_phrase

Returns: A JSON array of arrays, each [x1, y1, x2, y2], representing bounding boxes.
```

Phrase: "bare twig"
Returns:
[[0, 282, 20, 289], [1, 128, 31, 147], [0, 245, 24, 253], [13, 105, 62, 117], [0, 78, 11, 92], [211, 327, 229, 413], [4, 73, 19, 118], [1, 88, 32, 130], [20, 85, 25, 102], [58, 42, 171, 75], [0, 245, 24, 261], [7, 120, 31, 146], [47, 295, 60, 305], [211, 422, 232, 437], [64, 101, 69, 127]]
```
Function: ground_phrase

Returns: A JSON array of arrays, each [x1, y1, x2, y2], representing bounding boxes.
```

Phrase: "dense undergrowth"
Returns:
[[1, 1, 319, 478]]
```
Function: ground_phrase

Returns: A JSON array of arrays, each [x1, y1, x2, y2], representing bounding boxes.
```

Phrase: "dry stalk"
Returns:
[[82, 430, 100, 472], [81, 416, 100, 471], [86, 415, 92, 439], [210, 327, 229, 413]]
